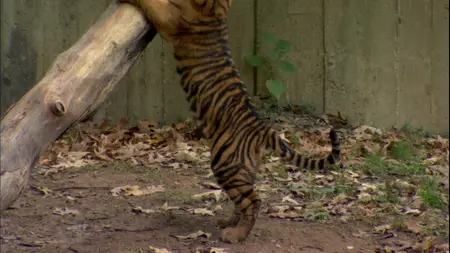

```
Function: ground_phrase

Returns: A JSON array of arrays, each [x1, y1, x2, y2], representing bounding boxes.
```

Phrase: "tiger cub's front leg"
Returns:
[[117, 0, 180, 42]]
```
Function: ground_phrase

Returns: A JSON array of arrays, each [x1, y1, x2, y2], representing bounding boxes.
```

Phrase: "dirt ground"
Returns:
[[1, 164, 377, 253], [1, 113, 448, 253]]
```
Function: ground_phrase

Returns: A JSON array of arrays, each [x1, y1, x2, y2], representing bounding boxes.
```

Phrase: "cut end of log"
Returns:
[[51, 100, 66, 116]]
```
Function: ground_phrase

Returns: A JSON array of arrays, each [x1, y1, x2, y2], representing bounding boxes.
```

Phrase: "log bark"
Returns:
[[0, 2, 156, 212]]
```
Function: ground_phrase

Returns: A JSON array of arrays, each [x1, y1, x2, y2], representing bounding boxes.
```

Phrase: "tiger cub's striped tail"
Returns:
[[268, 128, 341, 170]]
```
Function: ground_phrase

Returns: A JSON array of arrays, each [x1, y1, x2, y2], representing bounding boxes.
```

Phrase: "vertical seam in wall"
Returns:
[[36, 1, 44, 84], [161, 41, 167, 120], [394, 0, 400, 128], [430, 0, 434, 117], [252, 0, 258, 95], [322, 0, 327, 114]]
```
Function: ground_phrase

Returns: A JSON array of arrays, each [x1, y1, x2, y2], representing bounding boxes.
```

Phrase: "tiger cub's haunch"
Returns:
[[119, 0, 341, 244]]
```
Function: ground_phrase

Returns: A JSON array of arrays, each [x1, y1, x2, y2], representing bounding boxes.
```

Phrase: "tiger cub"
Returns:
[[119, 0, 341, 243]]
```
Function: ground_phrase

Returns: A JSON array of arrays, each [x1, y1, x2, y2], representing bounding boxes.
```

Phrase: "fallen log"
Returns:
[[0, 2, 156, 212]]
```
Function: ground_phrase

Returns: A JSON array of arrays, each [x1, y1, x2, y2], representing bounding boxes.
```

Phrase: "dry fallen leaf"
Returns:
[[114, 145, 136, 160], [213, 205, 223, 211], [357, 193, 373, 203], [374, 224, 392, 233], [273, 174, 292, 182], [267, 156, 281, 163], [421, 155, 442, 165], [383, 242, 412, 253], [282, 195, 299, 205], [359, 183, 379, 192], [149, 246, 172, 253], [161, 202, 181, 211], [190, 208, 215, 216], [209, 247, 228, 253], [132, 185, 165, 196], [66, 196, 76, 201], [403, 208, 421, 216], [423, 236, 437, 251], [352, 230, 368, 238], [110, 186, 123, 197], [132, 202, 180, 215], [31, 185, 52, 196], [111, 185, 164, 197], [67, 151, 90, 160], [256, 183, 277, 193], [175, 150, 200, 163], [192, 190, 224, 202], [354, 125, 383, 137], [436, 242, 449, 251], [406, 220, 423, 234], [268, 205, 303, 219], [279, 132, 292, 144], [51, 159, 92, 169], [93, 148, 113, 162], [171, 230, 211, 240], [132, 206, 158, 214], [53, 207, 80, 216], [331, 193, 350, 205], [194, 247, 228, 253], [199, 181, 221, 189]]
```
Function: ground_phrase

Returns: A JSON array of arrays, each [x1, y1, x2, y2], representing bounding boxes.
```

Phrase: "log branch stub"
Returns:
[[51, 100, 66, 116], [0, 2, 156, 212]]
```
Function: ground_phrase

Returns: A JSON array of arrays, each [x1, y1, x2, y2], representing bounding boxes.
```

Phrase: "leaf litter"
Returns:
[[171, 230, 212, 240], [110, 184, 165, 197], [29, 113, 450, 252]]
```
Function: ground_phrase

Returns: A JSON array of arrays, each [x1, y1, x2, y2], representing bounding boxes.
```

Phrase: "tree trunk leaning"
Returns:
[[0, 2, 156, 212]]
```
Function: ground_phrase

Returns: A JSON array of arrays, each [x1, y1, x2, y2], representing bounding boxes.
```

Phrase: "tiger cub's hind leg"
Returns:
[[217, 208, 241, 228], [214, 163, 261, 243]]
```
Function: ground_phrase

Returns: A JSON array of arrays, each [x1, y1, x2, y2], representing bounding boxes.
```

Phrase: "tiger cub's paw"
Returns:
[[220, 227, 248, 244]]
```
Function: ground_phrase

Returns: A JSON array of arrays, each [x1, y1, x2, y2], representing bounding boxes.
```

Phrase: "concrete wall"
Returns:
[[1, 0, 448, 134], [256, 0, 448, 135], [1, 0, 255, 125], [256, 0, 326, 113]]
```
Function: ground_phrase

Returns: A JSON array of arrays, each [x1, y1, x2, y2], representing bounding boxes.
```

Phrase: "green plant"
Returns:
[[294, 100, 316, 114], [398, 123, 434, 138], [390, 141, 414, 161], [390, 215, 408, 231], [399, 122, 413, 134], [419, 177, 444, 209], [245, 32, 295, 104], [311, 211, 330, 220], [377, 184, 400, 204], [255, 173, 266, 182], [362, 154, 426, 176]]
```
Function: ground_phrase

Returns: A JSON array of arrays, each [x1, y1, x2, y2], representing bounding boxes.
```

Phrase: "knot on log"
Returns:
[[51, 100, 66, 116]]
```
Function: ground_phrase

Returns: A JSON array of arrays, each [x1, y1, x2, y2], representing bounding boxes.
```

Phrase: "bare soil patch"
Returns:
[[1, 112, 448, 253]]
